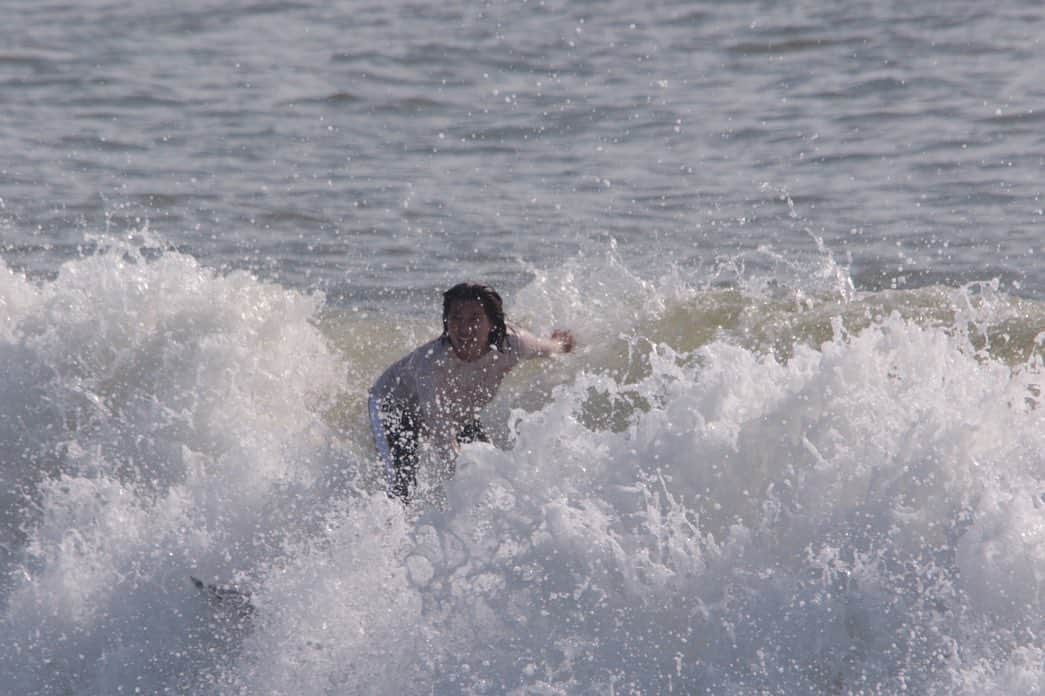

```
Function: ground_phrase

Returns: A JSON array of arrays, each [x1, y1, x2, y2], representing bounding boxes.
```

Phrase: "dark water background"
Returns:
[[2, 0, 1042, 305]]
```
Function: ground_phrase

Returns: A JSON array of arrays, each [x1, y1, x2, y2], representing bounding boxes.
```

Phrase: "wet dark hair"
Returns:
[[442, 282, 508, 351]]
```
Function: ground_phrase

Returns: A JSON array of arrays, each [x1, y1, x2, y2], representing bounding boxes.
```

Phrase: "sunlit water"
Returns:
[[1, 1, 1044, 694]]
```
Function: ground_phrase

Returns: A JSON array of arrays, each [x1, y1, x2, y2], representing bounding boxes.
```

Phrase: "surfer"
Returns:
[[368, 282, 574, 502]]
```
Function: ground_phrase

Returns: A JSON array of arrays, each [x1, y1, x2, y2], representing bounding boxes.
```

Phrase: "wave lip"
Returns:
[[0, 241, 348, 694], [240, 304, 1043, 693], [1, 243, 1042, 694]]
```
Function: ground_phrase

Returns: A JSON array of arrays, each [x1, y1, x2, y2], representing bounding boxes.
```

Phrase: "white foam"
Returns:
[[233, 312, 1042, 694], [0, 244, 351, 693], [1, 246, 1042, 694]]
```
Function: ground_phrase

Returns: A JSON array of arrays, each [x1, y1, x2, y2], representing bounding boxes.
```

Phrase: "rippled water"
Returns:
[[2, 0, 1043, 304], [1, 2, 1044, 694]]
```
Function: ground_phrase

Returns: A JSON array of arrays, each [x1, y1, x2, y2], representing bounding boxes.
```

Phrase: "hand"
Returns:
[[551, 329, 574, 354]]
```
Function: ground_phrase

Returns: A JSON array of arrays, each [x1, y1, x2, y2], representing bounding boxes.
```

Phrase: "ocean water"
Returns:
[[1, 1, 1043, 694]]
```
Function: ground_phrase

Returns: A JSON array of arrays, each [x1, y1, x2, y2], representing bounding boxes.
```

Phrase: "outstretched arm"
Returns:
[[514, 327, 575, 357]]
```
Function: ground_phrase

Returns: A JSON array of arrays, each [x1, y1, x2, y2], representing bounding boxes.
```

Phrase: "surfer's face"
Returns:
[[446, 299, 493, 362]]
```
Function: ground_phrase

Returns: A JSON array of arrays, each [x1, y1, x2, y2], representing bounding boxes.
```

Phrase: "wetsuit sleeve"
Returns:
[[369, 356, 410, 490], [369, 345, 429, 499], [368, 393, 395, 486]]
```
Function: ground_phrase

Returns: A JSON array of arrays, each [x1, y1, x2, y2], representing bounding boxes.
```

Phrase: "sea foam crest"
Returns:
[[0, 243, 349, 694], [232, 310, 1043, 694], [2, 244, 1042, 694]]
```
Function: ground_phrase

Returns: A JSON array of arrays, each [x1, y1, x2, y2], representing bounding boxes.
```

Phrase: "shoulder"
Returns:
[[399, 337, 451, 373], [371, 337, 447, 394], [414, 336, 447, 358]]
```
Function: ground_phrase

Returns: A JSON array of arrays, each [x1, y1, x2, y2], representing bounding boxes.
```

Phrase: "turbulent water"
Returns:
[[1, 0, 1044, 694], [0, 243, 1041, 694]]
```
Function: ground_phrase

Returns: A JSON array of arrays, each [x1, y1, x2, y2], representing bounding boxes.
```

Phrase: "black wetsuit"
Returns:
[[377, 401, 487, 502]]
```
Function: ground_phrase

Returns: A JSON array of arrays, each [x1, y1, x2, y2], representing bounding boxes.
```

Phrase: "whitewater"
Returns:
[[3, 1, 1045, 691], [0, 239, 1041, 695]]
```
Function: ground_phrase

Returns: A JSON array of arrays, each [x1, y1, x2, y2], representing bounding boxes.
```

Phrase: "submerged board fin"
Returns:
[[190, 576, 254, 616]]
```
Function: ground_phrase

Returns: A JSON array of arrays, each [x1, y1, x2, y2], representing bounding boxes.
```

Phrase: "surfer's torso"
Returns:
[[370, 329, 542, 452]]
